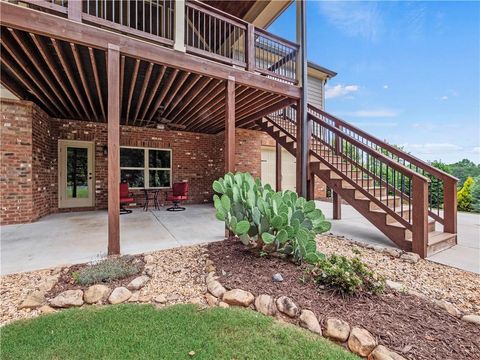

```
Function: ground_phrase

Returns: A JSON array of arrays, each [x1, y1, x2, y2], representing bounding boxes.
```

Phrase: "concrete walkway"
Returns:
[[315, 200, 480, 274], [0, 205, 224, 275]]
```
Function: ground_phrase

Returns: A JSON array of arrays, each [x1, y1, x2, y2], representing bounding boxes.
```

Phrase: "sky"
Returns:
[[268, 1, 480, 164]]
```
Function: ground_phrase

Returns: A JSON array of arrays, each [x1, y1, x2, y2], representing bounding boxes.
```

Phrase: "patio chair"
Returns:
[[120, 182, 134, 214], [166, 182, 189, 211]]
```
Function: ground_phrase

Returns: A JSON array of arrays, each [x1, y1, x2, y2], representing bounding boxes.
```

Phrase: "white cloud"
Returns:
[[383, 85, 389, 89], [325, 84, 359, 99], [402, 143, 463, 154], [317, 1, 382, 41], [352, 121, 398, 128], [441, 95, 448, 100], [473, 147, 480, 154], [339, 109, 399, 118]]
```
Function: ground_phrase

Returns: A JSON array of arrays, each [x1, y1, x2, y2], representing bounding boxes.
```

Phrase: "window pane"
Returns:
[[66, 147, 89, 198], [120, 148, 144, 167], [121, 169, 144, 188], [149, 150, 170, 168], [149, 170, 170, 188]]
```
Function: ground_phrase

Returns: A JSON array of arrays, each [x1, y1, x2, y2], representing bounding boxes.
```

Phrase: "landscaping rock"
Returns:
[[218, 301, 229, 308], [205, 259, 216, 273], [144, 254, 155, 264], [254, 294, 276, 316], [128, 292, 140, 302], [462, 314, 480, 325], [37, 276, 58, 292], [299, 309, 321, 335], [348, 327, 377, 357], [207, 280, 226, 298], [50, 290, 84, 308], [127, 275, 150, 290], [383, 248, 402, 258], [272, 273, 284, 282], [108, 287, 132, 304], [276, 296, 299, 318], [400, 252, 420, 264], [19, 290, 46, 309], [84, 284, 111, 304], [324, 318, 351, 342], [205, 293, 218, 307], [38, 305, 56, 315], [154, 294, 167, 304], [435, 300, 461, 318], [386, 280, 404, 292], [368, 345, 406, 360], [222, 289, 254, 307]]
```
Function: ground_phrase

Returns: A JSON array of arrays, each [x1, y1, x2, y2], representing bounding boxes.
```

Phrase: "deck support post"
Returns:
[[333, 191, 342, 219], [107, 44, 121, 255], [224, 76, 235, 238], [443, 178, 457, 236], [68, 0, 82, 22], [295, 0, 309, 198], [412, 177, 429, 258], [174, 0, 186, 52], [275, 142, 282, 191]]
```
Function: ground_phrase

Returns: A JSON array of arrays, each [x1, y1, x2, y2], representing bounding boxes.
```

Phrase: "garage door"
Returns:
[[261, 146, 296, 192]]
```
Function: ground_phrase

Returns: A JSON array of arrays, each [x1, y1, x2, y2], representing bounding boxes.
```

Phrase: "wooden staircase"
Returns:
[[257, 105, 458, 258]]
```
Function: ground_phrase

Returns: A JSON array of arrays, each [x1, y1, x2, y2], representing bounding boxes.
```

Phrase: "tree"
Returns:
[[470, 176, 480, 213], [457, 176, 475, 212], [449, 159, 480, 187]]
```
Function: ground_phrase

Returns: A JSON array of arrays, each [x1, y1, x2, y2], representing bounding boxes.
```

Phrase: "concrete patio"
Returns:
[[1, 204, 224, 275], [315, 200, 480, 274]]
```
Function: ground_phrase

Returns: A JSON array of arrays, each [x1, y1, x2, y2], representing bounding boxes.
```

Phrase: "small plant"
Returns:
[[73, 257, 140, 285], [213, 172, 331, 264], [310, 254, 385, 295]]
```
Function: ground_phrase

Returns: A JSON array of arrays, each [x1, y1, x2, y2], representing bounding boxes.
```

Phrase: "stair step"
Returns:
[[427, 232, 457, 256]]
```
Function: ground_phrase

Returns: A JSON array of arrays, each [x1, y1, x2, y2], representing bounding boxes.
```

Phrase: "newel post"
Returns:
[[332, 119, 342, 219], [68, 0, 82, 22], [443, 178, 457, 236], [174, 0, 186, 52], [246, 24, 255, 72], [412, 176, 429, 258]]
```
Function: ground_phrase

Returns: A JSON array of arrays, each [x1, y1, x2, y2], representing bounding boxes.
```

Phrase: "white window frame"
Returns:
[[120, 146, 172, 189]]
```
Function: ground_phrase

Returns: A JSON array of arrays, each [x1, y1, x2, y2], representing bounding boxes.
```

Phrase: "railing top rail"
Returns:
[[254, 27, 299, 50], [308, 113, 431, 183], [186, 0, 248, 30], [308, 104, 458, 183]]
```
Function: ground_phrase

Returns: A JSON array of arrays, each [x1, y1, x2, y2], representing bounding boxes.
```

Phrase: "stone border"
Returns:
[[204, 257, 480, 359]]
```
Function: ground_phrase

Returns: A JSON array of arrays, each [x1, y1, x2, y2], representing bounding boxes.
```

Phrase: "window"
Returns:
[[120, 147, 171, 188]]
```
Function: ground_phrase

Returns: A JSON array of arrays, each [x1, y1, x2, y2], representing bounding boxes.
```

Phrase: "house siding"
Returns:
[[307, 75, 324, 110]]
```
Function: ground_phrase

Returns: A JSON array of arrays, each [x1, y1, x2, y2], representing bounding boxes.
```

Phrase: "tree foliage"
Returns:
[[457, 176, 475, 212]]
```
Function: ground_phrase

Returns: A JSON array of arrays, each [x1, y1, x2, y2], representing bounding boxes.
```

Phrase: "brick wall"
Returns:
[[0, 99, 34, 224]]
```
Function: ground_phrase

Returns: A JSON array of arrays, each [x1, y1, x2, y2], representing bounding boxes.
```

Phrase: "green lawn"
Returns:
[[1, 304, 358, 360]]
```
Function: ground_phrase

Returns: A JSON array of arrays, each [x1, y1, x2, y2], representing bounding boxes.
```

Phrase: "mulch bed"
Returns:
[[208, 239, 480, 360], [47, 255, 145, 298]]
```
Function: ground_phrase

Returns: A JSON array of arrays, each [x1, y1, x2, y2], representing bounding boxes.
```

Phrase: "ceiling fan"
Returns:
[[143, 108, 186, 130]]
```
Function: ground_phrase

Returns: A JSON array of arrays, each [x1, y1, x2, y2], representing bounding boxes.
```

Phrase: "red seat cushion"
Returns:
[[167, 195, 187, 201], [120, 197, 135, 203]]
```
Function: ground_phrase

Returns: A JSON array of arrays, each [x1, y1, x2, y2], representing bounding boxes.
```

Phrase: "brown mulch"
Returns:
[[46, 255, 145, 298], [208, 239, 480, 360]]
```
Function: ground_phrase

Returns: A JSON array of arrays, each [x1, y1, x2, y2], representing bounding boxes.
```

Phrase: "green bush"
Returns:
[[457, 176, 475, 212], [72, 257, 140, 285], [213, 172, 331, 264], [310, 254, 385, 295]]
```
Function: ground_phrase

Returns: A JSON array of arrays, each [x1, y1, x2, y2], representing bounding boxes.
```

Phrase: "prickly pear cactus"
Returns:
[[212, 172, 331, 264]]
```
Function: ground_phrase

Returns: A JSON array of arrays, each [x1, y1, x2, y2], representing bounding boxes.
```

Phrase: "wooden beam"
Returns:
[[236, 97, 295, 128], [333, 191, 341, 219], [187, 92, 226, 131], [88, 47, 106, 121], [51, 38, 91, 118], [107, 44, 121, 256], [160, 71, 191, 116], [138, 64, 166, 122], [165, 76, 211, 120], [146, 68, 179, 122], [177, 81, 223, 125], [276, 142, 282, 192], [0, 2, 301, 99], [225, 77, 235, 173], [68, 0, 82, 22], [0, 70, 30, 99], [132, 62, 154, 125], [9, 28, 73, 118], [119, 55, 125, 118], [70, 43, 99, 120], [162, 74, 201, 119], [412, 177, 428, 258], [1, 33, 66, 116], [125, 59, 140, 125]]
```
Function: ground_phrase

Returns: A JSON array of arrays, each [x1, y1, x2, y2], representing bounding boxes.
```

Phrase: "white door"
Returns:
[[58, 140, 95, 208], [261, 146, 296, 191]]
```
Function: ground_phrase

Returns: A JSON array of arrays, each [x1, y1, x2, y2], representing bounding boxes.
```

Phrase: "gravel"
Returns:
[[316, 235, 480, 315]]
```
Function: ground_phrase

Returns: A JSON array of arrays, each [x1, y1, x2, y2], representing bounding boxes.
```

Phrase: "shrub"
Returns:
[[457, 176, 474, 212], [72, 257, 140, 285], [213, 172, 331, 264], [310, 254, 385, 295]]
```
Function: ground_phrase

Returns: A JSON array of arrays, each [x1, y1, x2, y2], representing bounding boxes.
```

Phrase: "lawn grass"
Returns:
[[1, 304, 359, 360]]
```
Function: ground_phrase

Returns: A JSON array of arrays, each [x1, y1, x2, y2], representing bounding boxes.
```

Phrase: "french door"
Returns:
[[58, 140, 95, 208]]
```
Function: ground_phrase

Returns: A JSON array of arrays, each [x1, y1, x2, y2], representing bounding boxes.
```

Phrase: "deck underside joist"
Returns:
[[0, 26, 295, 134]]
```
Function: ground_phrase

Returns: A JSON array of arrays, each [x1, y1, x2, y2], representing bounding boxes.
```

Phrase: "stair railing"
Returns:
[[307, 104, 458, 235]]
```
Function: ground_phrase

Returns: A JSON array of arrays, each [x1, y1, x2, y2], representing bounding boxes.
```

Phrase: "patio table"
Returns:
[[142, 189, 160, 211]]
